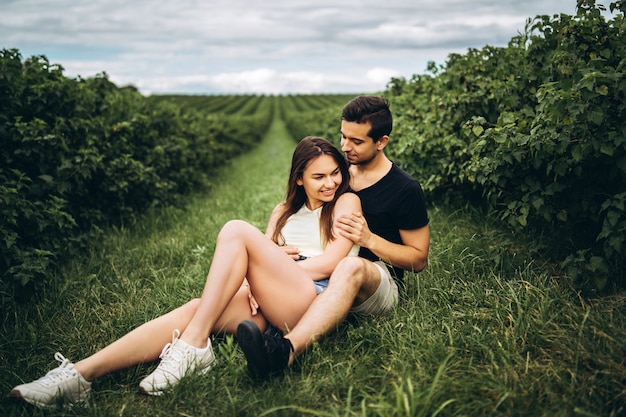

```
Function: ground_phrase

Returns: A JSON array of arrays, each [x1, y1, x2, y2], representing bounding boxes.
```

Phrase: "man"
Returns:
[[237, 95, 430, 378]]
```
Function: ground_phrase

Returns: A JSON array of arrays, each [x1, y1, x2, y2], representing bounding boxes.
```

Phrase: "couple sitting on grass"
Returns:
[[10, 96, 430, 409]]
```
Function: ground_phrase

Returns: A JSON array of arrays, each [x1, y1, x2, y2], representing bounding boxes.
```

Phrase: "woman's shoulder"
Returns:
[[272, 202, 287, 213], [269, 202, 288, 220], [335, 191, 361, 208]]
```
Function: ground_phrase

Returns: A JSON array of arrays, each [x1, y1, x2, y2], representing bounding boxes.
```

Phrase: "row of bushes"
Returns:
[[279, 93, 356, 147], [385, 1, 625, 290], [0, 49, 272, 300]]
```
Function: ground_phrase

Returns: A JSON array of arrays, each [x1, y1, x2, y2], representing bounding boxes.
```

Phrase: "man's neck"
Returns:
[[349, 153, 392, 191]]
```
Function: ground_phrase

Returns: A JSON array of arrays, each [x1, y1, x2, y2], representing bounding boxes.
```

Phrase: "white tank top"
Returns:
[[281, 204, 359, 258]]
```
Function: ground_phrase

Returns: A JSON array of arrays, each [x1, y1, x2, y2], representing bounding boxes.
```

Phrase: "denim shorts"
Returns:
[[296, 256, 329, 294], [314, 278, 330, 294]]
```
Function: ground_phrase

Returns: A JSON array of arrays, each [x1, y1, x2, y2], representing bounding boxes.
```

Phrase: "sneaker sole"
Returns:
[[9, 390, 55, 410], [138, 384, 165, 396], [9, 389, 89, 409], [138, 354, 216, 396], [237, 320, 271, 379]]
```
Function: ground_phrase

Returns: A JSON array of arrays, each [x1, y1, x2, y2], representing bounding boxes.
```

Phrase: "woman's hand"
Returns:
[[280, 245, 301, 260], [243, 281, 259, 316]]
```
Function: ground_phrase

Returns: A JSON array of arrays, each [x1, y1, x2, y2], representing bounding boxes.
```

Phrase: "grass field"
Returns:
[[1, 112, 625, 416]]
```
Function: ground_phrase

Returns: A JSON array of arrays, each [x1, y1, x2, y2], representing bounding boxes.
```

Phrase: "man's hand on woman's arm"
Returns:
[[336, 212, 430, 272]]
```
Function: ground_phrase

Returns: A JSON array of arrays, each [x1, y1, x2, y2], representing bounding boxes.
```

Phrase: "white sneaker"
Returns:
[[138, 329, 215, 396], [9, 352, 91, 409]]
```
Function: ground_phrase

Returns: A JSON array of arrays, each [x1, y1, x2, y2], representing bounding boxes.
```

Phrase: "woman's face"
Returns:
[[297, 154, 342, 210]]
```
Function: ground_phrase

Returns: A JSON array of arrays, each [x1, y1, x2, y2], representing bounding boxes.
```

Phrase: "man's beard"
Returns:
[[348, 152, 376, 166]]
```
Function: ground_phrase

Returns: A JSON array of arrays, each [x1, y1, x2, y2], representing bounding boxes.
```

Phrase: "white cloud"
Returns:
[[366, 68, 402, 86], [0, 0, 616, 94], [136, 68, 392, 95]]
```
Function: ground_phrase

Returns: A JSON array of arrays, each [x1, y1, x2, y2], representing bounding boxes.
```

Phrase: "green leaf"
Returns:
[[38, 174, 54, 184], [600, 143, 614, 156], [472, 125, 484, 137], [595, 85, 609, 96]]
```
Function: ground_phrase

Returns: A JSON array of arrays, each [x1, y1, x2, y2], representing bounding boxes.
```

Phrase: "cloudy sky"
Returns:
[[0, 0, 611, 95]]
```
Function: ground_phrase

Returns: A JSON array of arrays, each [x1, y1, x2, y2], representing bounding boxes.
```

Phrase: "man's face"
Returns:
[[340, 120, 378, 166]]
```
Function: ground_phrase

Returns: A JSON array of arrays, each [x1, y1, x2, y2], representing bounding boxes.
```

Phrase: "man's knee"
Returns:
[[333, 257, 380, 294], [333, 257, 368, 285]]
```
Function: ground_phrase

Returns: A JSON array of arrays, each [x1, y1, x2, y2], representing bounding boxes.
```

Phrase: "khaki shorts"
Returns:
[[349, 261, 398, 315]]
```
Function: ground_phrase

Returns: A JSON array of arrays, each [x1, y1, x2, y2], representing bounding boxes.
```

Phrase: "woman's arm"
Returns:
[[298, 192, 361, 280], [264, 203, 283, 239]]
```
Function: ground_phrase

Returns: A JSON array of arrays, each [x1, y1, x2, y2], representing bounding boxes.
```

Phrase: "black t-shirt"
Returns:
[[354, 163, 429, 280]]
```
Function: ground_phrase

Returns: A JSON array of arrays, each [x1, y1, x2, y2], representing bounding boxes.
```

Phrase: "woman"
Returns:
[[10, 136, 361, 409]]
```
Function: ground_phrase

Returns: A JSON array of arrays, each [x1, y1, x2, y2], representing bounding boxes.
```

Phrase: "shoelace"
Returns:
[[157, 329, 185, 371], [39, 352, 75, 386], [265, 335, 293, 371]]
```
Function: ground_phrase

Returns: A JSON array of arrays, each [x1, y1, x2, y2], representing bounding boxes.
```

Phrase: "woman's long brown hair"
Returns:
[[271, 136, 350, 248]]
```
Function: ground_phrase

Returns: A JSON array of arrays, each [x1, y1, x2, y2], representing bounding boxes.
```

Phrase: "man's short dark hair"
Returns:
[[341, 96, 392, 141]]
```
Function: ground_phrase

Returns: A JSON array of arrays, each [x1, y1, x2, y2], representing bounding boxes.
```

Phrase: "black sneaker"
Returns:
[[237, 320, 293, 379]]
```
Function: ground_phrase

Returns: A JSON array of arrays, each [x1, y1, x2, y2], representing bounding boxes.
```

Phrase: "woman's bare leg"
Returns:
[[74, 287, 267, 381], [180, 220, 317, 348], [73, 219, 313, 381], [213, 287, 268, 334], [73, 299, 200, 381]]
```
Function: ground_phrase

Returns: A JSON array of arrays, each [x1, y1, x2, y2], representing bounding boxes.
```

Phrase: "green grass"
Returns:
[[1, 114, 625, 416]]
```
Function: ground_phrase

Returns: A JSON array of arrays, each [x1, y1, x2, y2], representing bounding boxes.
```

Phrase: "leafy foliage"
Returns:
[[385, 1, 625, 290], [0, 50, 271, 299]]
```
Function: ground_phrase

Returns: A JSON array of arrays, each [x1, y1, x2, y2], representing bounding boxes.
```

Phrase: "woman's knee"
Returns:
[[217, 219, 251, 241]]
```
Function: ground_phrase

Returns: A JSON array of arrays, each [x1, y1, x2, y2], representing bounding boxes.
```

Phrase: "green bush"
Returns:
[[386, 1, 625, 290], [0, 49, 268, 300]]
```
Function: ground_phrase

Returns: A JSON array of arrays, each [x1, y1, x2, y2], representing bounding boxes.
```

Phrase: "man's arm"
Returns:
[[335, 212, 430, 272], [375, 225, 430, 272]]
